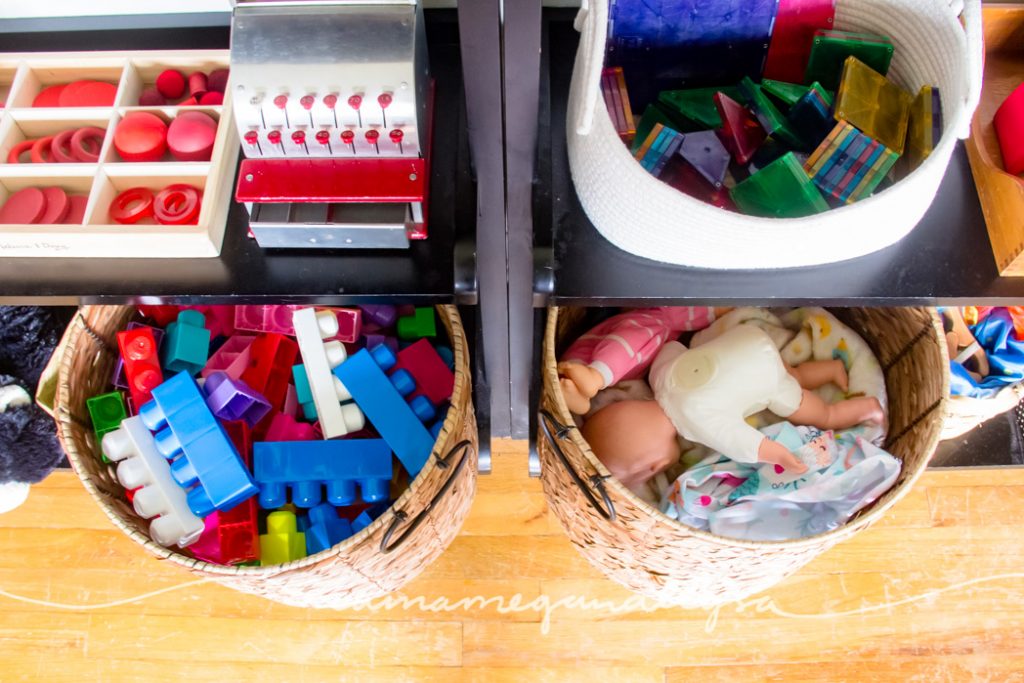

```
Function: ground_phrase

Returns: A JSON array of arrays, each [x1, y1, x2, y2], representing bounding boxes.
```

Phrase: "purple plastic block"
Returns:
[[679, 130, 732, 188], [359, 305, 398, 328], [113, 322, 164, 389], [364, 333, 399, 355], [203, 371, 272, 427], [234, 305, 299, 335], [200, 335, 256, 380]]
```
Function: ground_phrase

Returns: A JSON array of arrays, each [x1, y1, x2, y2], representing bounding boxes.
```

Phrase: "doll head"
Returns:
[[581, 399, 681, 490]]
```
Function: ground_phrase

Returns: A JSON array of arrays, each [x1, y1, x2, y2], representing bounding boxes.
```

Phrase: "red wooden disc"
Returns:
[[167, 111, 217, 161], [32, 84, 66, 107], [114, 112, 168, 162], [39, 187, 70, 224], [153, 184, 201, 225], [0, 187, 46, 224], [30, 136, 55, 163], [155, 70, 186, 99], [6, 139, 36, 164], [62, 194, 88, 224], [58, 80, 117, 107], [71, 126, 105, 162], [50, 130, 77, 162], [109, 187, 154, 224]]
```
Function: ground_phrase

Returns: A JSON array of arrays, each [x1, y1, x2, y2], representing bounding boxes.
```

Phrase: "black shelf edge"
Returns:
[[537, 10, 1024, 307], [0, 10, 469, 305]]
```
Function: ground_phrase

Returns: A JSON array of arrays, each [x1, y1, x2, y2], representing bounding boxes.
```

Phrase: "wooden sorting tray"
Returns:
[[966, 4, 1024, 276], [0, 51, 238, 258]]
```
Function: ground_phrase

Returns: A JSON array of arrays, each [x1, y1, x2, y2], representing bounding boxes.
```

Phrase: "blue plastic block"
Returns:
[[351, 502, 391, 533], [138, 371, 258, 518], [334, 348, 435, 478], [291, 364, 318, 421], [253, 439, 393, 509], [161, 310, 211, 376], [305, 503, 354, 554]]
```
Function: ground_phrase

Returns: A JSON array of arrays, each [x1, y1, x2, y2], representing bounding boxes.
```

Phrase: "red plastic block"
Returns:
[[117, 327, 164, 409], [138, 305, 180, 327], [241, 334, 298, 437], [715, 92, 767, 165], [763, 0, 837, 83], [392, 339, 454, 406], [222, 419, 253, 467], [263, 412, 317, 442], [995, 83, 1024, 176]]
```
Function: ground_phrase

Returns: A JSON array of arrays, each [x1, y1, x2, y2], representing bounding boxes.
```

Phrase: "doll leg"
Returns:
[[787, 389, 885, 431], [557, 362, 606, 415], [787, 359, 849, 392]]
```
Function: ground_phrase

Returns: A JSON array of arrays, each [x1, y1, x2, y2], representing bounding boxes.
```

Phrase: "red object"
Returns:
[[273, 94, 288, 109], [153, 184, 202, 225], [267, 130, 282, 145], [291, 130, 306, 144], [264, 412, 316, 442], [114, 112, 168, 162], [300, 95, 315, 110], [39, 187, 70, 224], [714, 93, 767, 165], [662, 156, 737, 210], [117, 327, 164, 408], [206, 69, 229, 94], [389, 129, 404, 144], [235, 157, 425, 203], [994, 83, 1024, 176], [377, 93, 393, 109], [50, 130, 77, 162], [70, 126, 105, 162], [58, 80, 117, 107], [138, 87, 167, 106], [32, 84, 66, 107], [156, 69, 186, 99], [185, 305, 236, 338], [179, 96, 199, 106], [167, 110, 217, 161], [315, 130, 330, 145], [393, 339, 455, 406], [109, 187, 155, 224], [347, 94, 362, 110], [7, 139, 35, 164], [62, 194, 88, 224], [242, 333, 298, 439], [323, 94, 338, 109], [29, 136, 54, 163], [187, 72, 208, 99], [198, 91, 223, 106], [0, 187, 46, 224], [763, 0, 836, 83], [340, 129, 355, 144], [137, 305, 180, 327], [365, 129, 380, 143]]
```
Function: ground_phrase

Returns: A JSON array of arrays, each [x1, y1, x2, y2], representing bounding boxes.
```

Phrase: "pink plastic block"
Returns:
[[322, 307, 361, 343], [234, 305, 300, 335], [263, 412, 317, 442], [138, 305, 180, 327], [188, 498, 259, 565], [393, 339, 454, 406], [284, 383, 299, 417], [186, 305, 236, 338], [201, 335, 256, 379]]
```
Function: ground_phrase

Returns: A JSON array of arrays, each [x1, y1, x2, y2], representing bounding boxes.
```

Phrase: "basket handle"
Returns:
[[379, 440, 473, 554], [538, 409, 616, 522], [572, 0, 608, 137], [953, 0, 984, 140]]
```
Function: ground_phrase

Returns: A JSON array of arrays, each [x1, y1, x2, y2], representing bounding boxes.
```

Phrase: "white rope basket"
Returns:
[[567, 0, 984, 270]]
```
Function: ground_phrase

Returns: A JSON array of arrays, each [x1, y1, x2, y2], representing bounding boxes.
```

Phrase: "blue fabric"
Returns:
[[949, 309, 1024, 399]]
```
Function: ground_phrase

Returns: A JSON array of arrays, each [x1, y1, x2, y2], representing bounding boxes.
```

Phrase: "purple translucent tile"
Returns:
[[203, 371, 272, 427], [679, 130, 731, 188]]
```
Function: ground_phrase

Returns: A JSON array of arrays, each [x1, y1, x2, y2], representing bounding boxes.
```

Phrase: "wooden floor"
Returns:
[[3, 439, 1024, 681]]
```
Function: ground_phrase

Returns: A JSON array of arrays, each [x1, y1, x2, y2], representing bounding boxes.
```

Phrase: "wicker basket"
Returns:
[[55, 304, 477, 609], [942, 385, 1024, 441], [538, 306, 948, 608]]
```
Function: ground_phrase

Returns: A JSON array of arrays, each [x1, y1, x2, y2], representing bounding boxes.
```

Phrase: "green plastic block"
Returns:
[[397, 307, 437, 340], [730, 152, 830, 218], [631, 102, 677, 154], [87, 391, 127, 461], [737, 78, 806, 150], [761, 79, 809, 109], [805, 29, 894, 90], [657, 86, 743, 132], [834, 56, 912, 155]]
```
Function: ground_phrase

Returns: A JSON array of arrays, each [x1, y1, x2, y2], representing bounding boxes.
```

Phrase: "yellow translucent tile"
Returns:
[[834, 56, 912, 155]]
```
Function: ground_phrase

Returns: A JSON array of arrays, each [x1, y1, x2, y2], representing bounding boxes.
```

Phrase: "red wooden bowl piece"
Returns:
[[114, 112, 168, 162], [0, 187, 47, 224], [39, 187, 70, 224], [50, 130, 77, 163], [58, 80, 117, 107], [153, 184, 202, 225], [71, 127, 106, 162], [109, 187, 155, 224], [167, 111, 217, 161], [30, 136, 55, 163], [6, 139, 36, 164]]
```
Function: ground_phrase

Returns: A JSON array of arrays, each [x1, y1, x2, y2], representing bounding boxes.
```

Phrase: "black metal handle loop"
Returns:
[[380, 440, 473, 554], [538, 409, 616, 522]]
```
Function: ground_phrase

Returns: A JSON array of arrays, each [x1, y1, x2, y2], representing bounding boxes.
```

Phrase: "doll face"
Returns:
[[580, 400, 681, 490]]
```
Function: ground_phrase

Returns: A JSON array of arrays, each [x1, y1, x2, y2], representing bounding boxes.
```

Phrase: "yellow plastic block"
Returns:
[[259, 510, 306, 566], [834, 56, 912, 155]]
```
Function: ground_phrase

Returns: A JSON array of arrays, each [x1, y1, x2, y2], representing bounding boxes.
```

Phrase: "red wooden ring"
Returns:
[[109, 187, 154, 224], [50, 129, 77, 163], [6, 139, 37, 164], [153, 184, 201, 225], [70, 127, 105, 162], [30, 136, 55, 163]]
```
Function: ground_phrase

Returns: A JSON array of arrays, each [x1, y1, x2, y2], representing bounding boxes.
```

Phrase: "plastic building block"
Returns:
[[363, 333, 399, 356], [630, 102, 677, 154], [291, 364, 319, 421], [601, 67, 635, 141], [396, 307, 436, 341], [117, 326, 164, 409], [323, 307, 361, 344], [435, 345, 455, 370], [187, 305, 235, 338], [788, 86, 835, 150], [161, 309, 211, 376], [995, 83, 1024, 175], [139, 371, 259, 518], [293, 308, 365, 439], [203, 371, 271, 427], [763, 0, 837, 83], [834, 57, 912, 155], [903, 86, 942, 174], [137, 305, 179, 327], [113, 322, 164, 389], [253, 439, 393, 508], [102, 416, 204, 548], [87, 391, 127, 443], [730, 152, 829, 217], [393, 339, 455, 406], [305, 503, 354, 555], [263, 411, 317, 442], [658, 86, 743, 132], [805, 29, 893, 90], [201, 334, 255, 380], [634, 123, 684, 178], [359, 305, 398, 328], [737, 78, 806, 150], [234, 305, 299, 335], [714, 92, 766, 166], [259, 511, 306, 566], [333, 346, 436, 477], [679, 130, 731, 188], [804, 121, 898, 203], [221, 419, 253, 467], [189, 498, 259, 565], [241, 333, 298, 415]]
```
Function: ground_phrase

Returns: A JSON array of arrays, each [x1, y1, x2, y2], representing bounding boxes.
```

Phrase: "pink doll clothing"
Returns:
[[561, 307, 717, 389]]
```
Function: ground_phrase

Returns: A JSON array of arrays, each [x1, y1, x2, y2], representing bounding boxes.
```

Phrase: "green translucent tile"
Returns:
[[738, 77, 806, 150], [730, 152, 830, 218], [761, 79, 809, 108], [658, 86, 743, 132], [805, 29, 894, 90], [835, 56, 912, 155], [631, 102, 677, 154], [809, 81, 834, 108]]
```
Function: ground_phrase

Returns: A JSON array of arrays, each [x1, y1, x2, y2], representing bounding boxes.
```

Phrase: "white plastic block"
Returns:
[[293, 307, 364, 438], [101, 416, 204, 548]]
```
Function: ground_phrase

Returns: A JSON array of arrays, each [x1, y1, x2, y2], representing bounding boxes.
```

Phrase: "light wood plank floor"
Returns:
[[2, 439, 1024, 681]]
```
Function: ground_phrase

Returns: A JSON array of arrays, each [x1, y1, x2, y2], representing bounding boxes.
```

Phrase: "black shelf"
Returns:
[[537, 11, 1024, 307], [0, 11, 470, 305]]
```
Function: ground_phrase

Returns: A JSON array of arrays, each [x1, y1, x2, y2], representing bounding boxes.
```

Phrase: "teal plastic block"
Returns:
[[729, 152, 830, 218], [161, 309, 211, 376]]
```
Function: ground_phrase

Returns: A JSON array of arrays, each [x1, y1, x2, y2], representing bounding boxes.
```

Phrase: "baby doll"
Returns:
[[558, 306, 724, 415], [582, 324, 884, 489]]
